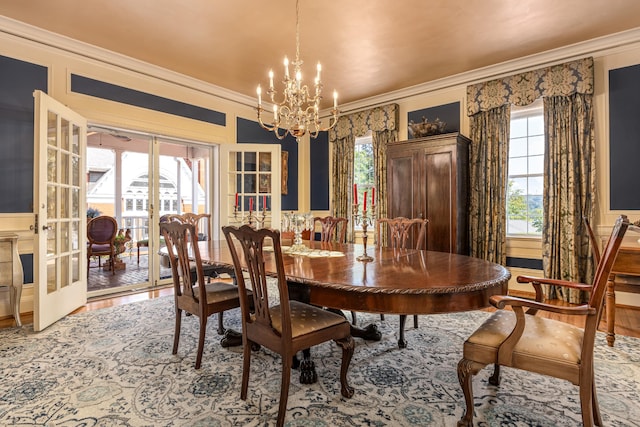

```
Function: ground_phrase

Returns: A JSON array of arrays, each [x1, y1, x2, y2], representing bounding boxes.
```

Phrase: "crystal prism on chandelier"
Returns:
[[256, 0, 339, 141]]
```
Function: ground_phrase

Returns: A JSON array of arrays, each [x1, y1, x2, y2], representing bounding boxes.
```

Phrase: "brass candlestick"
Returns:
[[353, 202, 375, 262], [232, 205, 269, 228]]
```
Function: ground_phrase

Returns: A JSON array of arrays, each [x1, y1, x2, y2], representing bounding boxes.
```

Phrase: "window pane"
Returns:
[[509, 137, 527, 157], [508, 157, 527, 176], [529, 115, 544, 135], [528, 176, 544, 195], [510, 117, 527, 138], [528, 135, 544, 155], [528, 154, 544, 175]]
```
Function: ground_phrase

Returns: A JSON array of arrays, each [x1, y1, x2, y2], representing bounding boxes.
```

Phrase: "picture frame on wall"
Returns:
[[281, 150, 289, 194]]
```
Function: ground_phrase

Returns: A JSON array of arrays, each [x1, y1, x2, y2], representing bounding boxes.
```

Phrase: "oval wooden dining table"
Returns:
[[198, 239, 511, 349]]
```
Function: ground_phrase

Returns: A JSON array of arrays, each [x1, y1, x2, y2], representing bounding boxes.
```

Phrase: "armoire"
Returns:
[[386, 132, 470, 255]]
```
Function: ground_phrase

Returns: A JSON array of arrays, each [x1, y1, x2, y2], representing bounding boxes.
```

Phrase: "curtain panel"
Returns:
[[330, 104, 399, 242]]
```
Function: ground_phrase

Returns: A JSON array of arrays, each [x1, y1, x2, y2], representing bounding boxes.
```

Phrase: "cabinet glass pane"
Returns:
[[244, 152, 257, 171], [259, 152, 272, 171], [47, 111, 57, 147]]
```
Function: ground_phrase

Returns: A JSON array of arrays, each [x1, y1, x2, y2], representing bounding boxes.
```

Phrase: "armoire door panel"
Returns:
[[424, 150, 454, 252]]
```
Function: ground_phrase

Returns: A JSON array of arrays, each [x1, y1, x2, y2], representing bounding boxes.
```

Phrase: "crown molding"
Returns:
[[2, 16, 640, 116], [338, 27, 640, 114], [0, 15, 257, 108]]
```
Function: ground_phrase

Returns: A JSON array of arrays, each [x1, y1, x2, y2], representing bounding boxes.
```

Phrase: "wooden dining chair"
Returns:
[[87, 215, 118, 276], [313, 216, 348, 243], [368, 216, 429, 348], [160, 221, 245, 369], [457, 215, 635, 427], [222, 224, 355, 427]]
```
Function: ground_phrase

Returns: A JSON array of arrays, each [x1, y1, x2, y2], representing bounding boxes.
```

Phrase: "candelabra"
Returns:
[[282, 212, 314, 252], [352, 202, 376, 262], [232, 205, 269, 229]]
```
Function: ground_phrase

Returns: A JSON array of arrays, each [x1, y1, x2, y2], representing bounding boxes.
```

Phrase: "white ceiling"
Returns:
[[2, 0, 640, 109]]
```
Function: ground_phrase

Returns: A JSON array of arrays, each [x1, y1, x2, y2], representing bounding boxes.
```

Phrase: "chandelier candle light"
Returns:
[[352, 184, 376, 262], [256, 0, 339, 141]]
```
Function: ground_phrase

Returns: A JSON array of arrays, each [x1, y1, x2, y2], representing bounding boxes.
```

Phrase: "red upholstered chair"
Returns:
[[87, 215, 118, 276]]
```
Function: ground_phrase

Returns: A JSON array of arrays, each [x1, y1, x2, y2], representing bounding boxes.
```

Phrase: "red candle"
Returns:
[[263, 195, 267, 210], [353, 183, 358, 204], [235, 192, 239, 207], [371, 187, 375, 205], [363, 191, 367, 211], [249, 197, 253, 212]]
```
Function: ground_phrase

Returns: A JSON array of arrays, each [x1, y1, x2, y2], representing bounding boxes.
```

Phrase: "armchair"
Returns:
[[457, 215, 636, 427]]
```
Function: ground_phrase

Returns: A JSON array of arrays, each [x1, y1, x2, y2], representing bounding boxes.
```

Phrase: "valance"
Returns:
[[329, 103, 399, 142], [466, 57, 594, 116]]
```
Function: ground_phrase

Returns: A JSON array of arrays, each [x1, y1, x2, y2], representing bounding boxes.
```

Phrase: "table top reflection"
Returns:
[[198, 240, 511, 315]]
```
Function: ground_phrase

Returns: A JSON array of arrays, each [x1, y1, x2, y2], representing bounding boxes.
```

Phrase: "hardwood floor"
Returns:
[[1, 288, 639, 340]]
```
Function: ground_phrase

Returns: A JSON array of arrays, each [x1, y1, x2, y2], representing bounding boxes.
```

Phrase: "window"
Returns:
[[354, 133, 374, 221], [507, 100, 544, 235]]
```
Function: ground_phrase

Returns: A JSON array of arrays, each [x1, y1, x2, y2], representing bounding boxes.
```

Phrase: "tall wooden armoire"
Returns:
[[386, 132, 470, 254]]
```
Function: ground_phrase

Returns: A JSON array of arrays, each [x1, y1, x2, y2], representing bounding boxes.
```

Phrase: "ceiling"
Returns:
[[2, 0, 640, 109]]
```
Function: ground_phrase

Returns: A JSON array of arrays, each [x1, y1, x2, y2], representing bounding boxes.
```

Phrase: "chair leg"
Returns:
[[336, 336, 355, 398], [350, 311, 357, 325], [398, 315, 408, 348], [217, 312, 225, 335], [380, 314, 385, 321], [579, 374, 597, 427], [240, 339, 252, 400], [413, 314, 419, 329], [457, 358, 485, 427], [195, 316, 207, 369], [172, 309, 182, 355], [489, 363, 501, 386], [591, 374, 603, 426], [276, 355, 292, 427]]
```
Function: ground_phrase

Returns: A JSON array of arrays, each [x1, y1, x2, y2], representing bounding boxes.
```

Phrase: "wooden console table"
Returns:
[[606, 243, 640, 346]]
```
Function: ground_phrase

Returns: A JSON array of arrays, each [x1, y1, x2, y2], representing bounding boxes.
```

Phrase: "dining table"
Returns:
[[198, 238, 511, 381]]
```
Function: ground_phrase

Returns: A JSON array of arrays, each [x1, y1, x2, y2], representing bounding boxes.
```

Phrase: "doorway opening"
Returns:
[[86, 126, 216, 297]]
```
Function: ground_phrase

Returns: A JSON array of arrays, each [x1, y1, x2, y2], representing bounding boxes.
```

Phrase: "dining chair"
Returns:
[[457, 215, 635, 427], [160, 221, 245, 369], [87, 215, 118, 276], [169, 212, 221, 284], [222, 224, 355, 427], [313, 216, 348, 243], [366, 216, 428, 348]]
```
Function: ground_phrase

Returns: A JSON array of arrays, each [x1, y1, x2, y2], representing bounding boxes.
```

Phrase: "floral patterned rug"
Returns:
[[1, 292, 638, 426]]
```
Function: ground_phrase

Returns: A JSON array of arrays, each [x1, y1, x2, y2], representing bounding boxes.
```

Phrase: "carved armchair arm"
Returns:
[[490, 295, 595, 366], [516, 275, 592, 291]]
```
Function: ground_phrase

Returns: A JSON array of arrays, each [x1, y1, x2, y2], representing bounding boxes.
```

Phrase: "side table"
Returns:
[[0, 234, 23, 327]]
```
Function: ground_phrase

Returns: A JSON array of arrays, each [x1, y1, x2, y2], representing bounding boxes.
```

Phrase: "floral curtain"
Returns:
[[542, 93, 595, 303], [467, 57, 595, 301], [468, 105, 510, 265], [330, 104, 399, 242]]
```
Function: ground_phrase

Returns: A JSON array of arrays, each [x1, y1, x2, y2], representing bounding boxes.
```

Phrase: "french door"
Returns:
[[33, 90, 87, 331]]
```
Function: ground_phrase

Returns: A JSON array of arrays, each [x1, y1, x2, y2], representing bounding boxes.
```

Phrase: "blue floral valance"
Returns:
[[329, 103, 399, 142], [466, 57, 594, 116]]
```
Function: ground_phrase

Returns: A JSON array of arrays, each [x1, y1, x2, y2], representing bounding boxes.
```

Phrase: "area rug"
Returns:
[[1, 293, 638, 426]]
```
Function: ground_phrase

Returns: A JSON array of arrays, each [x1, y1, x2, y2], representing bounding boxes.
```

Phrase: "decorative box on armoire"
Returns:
[[386, 132, 470, 255]]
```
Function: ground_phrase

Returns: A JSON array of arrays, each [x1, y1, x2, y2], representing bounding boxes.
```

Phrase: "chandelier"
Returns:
[[256, 0, 339, 141]]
